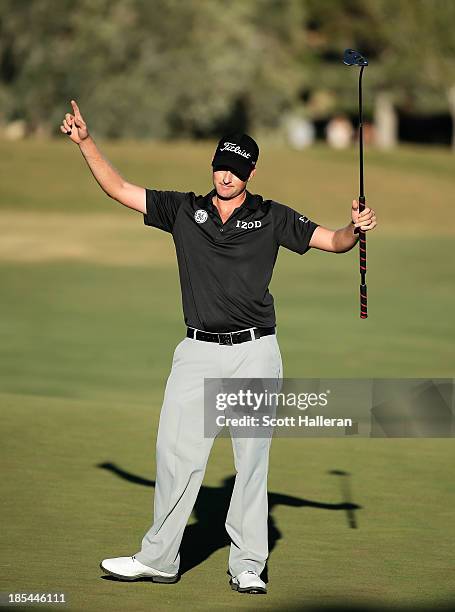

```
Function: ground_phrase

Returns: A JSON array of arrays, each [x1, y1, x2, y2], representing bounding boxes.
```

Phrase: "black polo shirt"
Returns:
[[143, 188, 318, 332]]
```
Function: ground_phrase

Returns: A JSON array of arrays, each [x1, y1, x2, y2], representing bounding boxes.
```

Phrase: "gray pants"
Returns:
[[134, 332, 283, 577]]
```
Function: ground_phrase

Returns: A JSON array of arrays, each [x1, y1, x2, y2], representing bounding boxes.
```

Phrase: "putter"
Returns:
[[343, 48, 369, 319]]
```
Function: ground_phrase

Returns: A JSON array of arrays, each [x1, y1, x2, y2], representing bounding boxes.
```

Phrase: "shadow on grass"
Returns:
[[97, 462, 361, 580]]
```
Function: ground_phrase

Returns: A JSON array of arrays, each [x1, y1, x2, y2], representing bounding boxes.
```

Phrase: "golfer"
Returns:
[[60, 100, 376, 594]]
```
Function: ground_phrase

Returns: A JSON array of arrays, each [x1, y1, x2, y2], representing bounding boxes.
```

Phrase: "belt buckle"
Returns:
[[218, 332, 233, 346]]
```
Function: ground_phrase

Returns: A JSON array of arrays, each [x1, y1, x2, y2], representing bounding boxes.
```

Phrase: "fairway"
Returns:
[[1, 140, 454, 610]]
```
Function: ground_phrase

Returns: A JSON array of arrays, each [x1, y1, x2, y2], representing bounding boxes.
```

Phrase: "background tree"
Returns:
[[0, 0, 306, 138], [304, 0, 455, 149], [378, 0, 455, 149], [0, 0, 454, 145]]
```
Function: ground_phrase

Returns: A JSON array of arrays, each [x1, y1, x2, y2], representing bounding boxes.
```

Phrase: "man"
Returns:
[[60, 100, 377, 594]]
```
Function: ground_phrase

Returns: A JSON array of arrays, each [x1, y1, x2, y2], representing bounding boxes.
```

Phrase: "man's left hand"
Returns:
[[351, 199, 377, 232]]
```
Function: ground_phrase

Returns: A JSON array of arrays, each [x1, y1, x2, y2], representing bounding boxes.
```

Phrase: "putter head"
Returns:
[[343, 48, 368, 67]]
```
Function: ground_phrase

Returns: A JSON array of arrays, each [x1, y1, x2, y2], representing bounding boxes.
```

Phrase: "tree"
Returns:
[[379, 0, 455, 149], [0, 0, 307, 138], [303, 0, 455, 149]]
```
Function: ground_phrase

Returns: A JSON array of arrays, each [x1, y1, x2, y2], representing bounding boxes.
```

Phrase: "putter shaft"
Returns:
[[358, 65, 368, 319]]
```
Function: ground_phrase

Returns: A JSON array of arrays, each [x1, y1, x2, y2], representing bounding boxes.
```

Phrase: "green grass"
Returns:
[[1, 394, 454, 611], [1, 139, 454, 234], [1, 139, 454, 611]]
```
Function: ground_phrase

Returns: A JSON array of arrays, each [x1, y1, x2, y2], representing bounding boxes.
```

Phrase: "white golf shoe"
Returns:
[[230, 570, 267, 594], [100, 555, 179, 583]]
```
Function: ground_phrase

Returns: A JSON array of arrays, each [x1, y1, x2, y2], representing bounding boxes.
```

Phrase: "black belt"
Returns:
[[187, 326, 275, 346]]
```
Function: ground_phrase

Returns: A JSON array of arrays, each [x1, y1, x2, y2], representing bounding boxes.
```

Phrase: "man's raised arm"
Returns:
[[60, 100, 145, 214]]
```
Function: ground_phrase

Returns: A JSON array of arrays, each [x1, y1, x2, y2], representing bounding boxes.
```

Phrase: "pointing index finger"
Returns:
[[71, 99, 82, 118]]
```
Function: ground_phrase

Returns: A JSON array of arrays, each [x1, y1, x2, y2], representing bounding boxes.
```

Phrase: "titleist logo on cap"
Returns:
[[220, 142, 251, 159]]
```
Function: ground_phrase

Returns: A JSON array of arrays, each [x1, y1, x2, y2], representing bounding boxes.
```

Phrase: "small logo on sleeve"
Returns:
[[194, 209, 208, 224], [299, 216, 309, 223]]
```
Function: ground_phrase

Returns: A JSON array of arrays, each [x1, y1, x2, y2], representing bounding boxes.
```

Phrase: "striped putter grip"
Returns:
[[358, 196, 368, 319]]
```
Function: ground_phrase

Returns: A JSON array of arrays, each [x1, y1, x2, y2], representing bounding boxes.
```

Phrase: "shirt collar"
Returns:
[[203, 189, 260, 211]]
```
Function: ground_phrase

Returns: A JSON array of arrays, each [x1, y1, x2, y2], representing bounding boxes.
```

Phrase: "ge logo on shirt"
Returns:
[[194, 209, 208, 224]]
